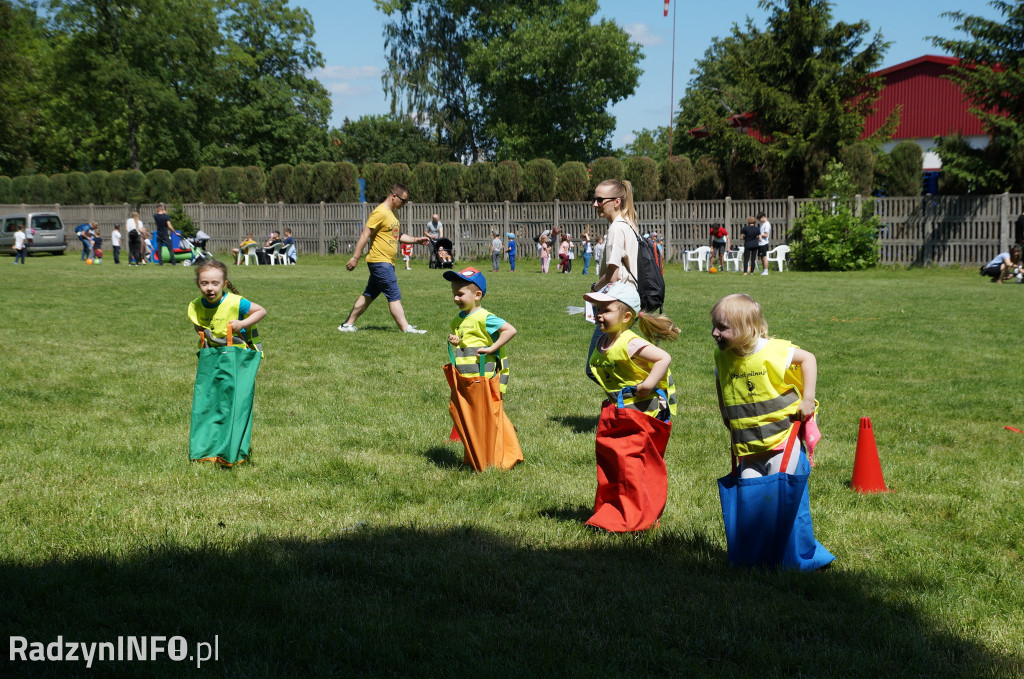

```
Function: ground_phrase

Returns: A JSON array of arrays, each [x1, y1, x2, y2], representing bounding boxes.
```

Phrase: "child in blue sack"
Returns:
[[711, 293, 833, 570]]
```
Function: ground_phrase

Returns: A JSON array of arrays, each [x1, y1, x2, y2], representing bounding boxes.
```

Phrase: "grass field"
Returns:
[[1, 254, 1022, 677]]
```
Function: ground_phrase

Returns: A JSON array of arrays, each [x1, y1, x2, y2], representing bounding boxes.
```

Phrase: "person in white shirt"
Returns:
[[13, 224, 27, 264], [757, 212, 772, 276], [111, 225, 122, 264], [126, 211, 144, 265]]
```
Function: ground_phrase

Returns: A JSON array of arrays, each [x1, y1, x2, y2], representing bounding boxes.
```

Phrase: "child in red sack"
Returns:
[[582, 282, 680, 532]]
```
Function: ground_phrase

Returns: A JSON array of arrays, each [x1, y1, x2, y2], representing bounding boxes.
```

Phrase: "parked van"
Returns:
[[1, 212, 67, 255]]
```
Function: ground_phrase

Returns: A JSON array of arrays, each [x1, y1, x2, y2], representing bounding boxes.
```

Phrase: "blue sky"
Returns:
[[295, 0, 994, 148]]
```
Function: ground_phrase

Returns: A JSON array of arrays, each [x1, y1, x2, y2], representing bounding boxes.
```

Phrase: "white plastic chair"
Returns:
[[723, 246, 744, 272], [765, 244, 790, 271], [285, 243, 296, 264], [684, 245, 712, 271], [241, 243, 258, 266], [269, 242, 285, 265]]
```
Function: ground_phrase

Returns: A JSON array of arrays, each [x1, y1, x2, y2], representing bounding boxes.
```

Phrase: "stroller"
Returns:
[[431, 237, 455, 269], [184, 230, 214, 266]]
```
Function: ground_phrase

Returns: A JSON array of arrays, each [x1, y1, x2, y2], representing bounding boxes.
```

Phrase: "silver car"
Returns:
[[1, 212, 68, 255]]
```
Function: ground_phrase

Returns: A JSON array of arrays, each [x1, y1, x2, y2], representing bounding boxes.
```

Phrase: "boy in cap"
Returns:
[[444, 267, 517, 392]]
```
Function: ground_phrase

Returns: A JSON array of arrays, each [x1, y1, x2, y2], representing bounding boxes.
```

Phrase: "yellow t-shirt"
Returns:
[[365, 203, 400, 264]]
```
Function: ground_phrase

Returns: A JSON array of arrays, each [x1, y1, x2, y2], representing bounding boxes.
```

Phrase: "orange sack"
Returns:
[[443, 359, 523, 471]]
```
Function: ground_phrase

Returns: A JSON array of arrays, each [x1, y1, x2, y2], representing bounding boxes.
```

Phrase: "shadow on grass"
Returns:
[[422, 445, 467, 470], [550, 414, 598, 434], [538, 504, 593, 523], [3, 527, 1020, 677]]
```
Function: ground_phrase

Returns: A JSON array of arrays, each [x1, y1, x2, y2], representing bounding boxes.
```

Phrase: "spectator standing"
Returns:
[[757, 212, 772, 276], [709, 223, 729, 271], [339, 184, 430, 333], [153, 204, 177, 266], [111, 225, 122, 264], [581, 232, 593, 275], [126, 211, 143, 265], [592, 236, 605, 276], [741, 217, 760, 275], [12, 223, 27, 264], [490, 232, 503, 272]]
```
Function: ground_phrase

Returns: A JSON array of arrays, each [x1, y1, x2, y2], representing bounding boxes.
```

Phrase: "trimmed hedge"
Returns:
[[11, 175, 29, 202], [173, 169, 199, 203], [410, 162, 439, 203], [309, 161, 338, 203], [838, 142, 874, 197], [219, 166, 246, 203], [242, 166, 266, 203], [556, 162, 588, 201], [362, 163, 390, 203], [27, 174, 49, 203], [523, 159, 556, 202], [266, 165, 292, 202], [886, 142, 923, 197], [589, 157, 622, 193], [495, 161, 523, 202], [624, 156, 659, 202], [198, 166, 221, 204], [465, 162, 496, 202], [660, 156, 694, 201], [387, 163, 411, 195], [0, 176, 11, 203], [66, 172, 88, 204], [337, 162, 359, 202], [290, 163, 313, 203], [146, 169, 175, 203], [87, 171, 111, 205], [124, 170, 147, 204], [437, 162, 465, 203], [49, 174, 68, 205], [693, 156, 725, 200]]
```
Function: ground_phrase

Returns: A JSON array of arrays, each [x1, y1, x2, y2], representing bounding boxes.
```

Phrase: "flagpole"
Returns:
[[668, 0, 677, 159]]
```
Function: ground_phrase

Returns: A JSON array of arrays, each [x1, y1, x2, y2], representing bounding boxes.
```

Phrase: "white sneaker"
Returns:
[[337, 324, 357, 332], [760, 270, 769, 276], [403, 325, 427, 334]]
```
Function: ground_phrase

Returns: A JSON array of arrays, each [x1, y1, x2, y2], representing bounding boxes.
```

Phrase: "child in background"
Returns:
[[490, 232, 503, 272], [582, 282, 679, 532], [111, 225, 122, 264], [539, 235, 551, 274], [505, 233, 517, 272], [444, 266, 522, 469], [282, 229, 296, 264], [710, 293, 833, 569], [592, 235, 605, 276], [581, 232, 592, 275], [91, 227, 103, 264], [401, 242, 413, 270], [12, 223, 26, 264]]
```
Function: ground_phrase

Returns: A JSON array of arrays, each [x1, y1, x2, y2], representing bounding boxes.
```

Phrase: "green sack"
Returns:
[[189, 345, 262, 465]]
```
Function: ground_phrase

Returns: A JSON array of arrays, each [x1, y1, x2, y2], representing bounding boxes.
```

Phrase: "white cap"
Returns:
[[583, 282, 640, 313]]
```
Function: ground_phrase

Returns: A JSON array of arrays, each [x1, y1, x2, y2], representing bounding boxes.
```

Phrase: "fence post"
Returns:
[[318, 201, 325, 255], [88, 203, 94, 222], [787, 196, 796, 238], [276, 201, 283, 237], [1000, 192, 1010, 253], [553, 199, 560, 233], [503, 200, 509, 238], [664, 199, 672, 261], [724, 196, 731, 240], [453, 201, 461, 260], [198, 203, 204, 234]]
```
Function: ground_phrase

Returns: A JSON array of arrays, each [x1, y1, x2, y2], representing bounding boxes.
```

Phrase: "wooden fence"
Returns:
[[5, 194, 1021, 266]]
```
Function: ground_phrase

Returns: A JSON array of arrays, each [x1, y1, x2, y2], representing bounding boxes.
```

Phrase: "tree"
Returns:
[[838, 142, 875, 196], [410, 162, 439, 203], [931, 1, 1024, 192], [659, 156, 694, 200], [676, 0, 889, 197], [464, 162, 495, 203], [884, 142, 923, 196], [619, 127, 671, 164], [623, 156, 659, 201], [377, 0, 642, 163], [522, 159, 556, 202], [556, 162, 588, 202], [589, 157, 622, 193], [494, 161, 523, 202], [333, 115, 450, 167]]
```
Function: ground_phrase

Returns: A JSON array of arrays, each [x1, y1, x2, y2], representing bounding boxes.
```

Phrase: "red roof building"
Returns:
[[862, 55, 988, 171]]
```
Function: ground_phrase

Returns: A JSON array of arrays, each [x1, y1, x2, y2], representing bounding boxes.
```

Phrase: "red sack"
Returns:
[[586, 393, 671, 532]]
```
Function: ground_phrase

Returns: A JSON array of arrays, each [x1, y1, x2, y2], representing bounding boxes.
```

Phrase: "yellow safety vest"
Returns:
[[187, 293, 260, 350], [450, 307, 510, 392], [589, 329, 677, 418], [714, 338, 812, 456]]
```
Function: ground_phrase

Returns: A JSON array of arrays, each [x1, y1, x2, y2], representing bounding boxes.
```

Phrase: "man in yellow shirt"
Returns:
[[339, 184, 431, 333]]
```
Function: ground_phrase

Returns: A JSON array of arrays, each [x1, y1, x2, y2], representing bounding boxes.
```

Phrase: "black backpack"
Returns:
[[633, 230, 665, 312]]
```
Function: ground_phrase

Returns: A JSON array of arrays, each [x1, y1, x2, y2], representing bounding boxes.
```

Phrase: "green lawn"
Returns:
[[1, 255, 1022, 677]]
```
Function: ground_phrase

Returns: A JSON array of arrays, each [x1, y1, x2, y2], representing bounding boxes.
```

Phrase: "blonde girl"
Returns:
[[539, 235, 551, 274], [710, 294, 817, 477], [187, 259, 266, 349]]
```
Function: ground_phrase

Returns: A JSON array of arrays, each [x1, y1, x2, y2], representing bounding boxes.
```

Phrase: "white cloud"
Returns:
[[624, 23, 663, 47], [313, 65, 381, 80]]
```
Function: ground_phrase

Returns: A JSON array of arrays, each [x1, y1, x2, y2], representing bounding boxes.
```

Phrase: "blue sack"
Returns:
[[717, 432, 835, 571]]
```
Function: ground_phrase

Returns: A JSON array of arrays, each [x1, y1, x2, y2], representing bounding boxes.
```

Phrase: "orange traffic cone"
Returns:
[[851, 417, 888, 493]]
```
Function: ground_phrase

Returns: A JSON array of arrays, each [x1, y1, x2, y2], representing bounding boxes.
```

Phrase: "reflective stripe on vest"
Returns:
[[450, 307, 510, 392], [715, 338, 802, 456], [589, 329, 676, 419]]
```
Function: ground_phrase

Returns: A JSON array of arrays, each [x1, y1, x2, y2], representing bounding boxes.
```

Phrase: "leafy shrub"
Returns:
[[362, 163, 391, 203], [27, 174, 50, 203], [885, 142, 923, 196], [219, 166, 246, 202], [242, 166, 266, 203], [494, 161, 523, 202], [266, 165, 292, 202], [624, 156, 658, 201], [0, 176, 11, 203], [387, 163, 412, 195], [11, 175, 29, 202], [145, 169, 175, 203], [588, 156, 622, 193], [838, 142, 875, 196], [692, 156, 724, 199], [522, 159, 556, 202], [106, 171, 127, 203], [197, 166, 221, 203], [124, 170, 148, 204], [556, 162, 588, 201], [659, 156, 694, 200], [309, 161, 339, 203], [168, 202, 196, 237], [290, 163, 313, 203], [66, 172, 88, 204], [410, 162, 439, 203], [48, 174, 68, 205], [464, 162, 496, 202], [337, 162, 359, 202], [789, 161, 880, 271], [87, 171, 110, 204], [437, 162, 466, 203]]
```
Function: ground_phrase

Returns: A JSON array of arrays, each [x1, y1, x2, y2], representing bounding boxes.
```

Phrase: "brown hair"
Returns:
[[710, 294, 769, 356], [611, 301, 680, 343], [194, 259, 240, 296], [596, 179, 638, 230]]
